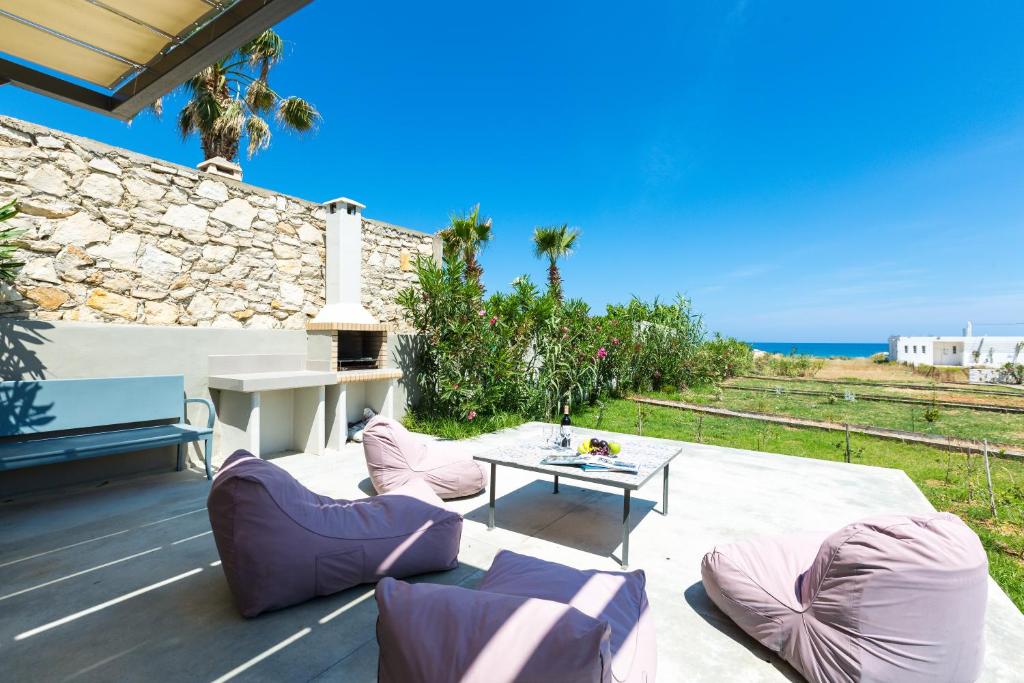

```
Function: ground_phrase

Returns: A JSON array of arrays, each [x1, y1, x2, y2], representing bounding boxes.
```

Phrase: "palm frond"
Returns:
[[447, 204, 493, 250], [212, 99, 245, 142], [177, 102, 197, 140], [532, 224, 579, 260], [245, 79, 276, 114], [276, 96, 319, 132], [245, 116, 272, 158], [241, 30, 284, 68]]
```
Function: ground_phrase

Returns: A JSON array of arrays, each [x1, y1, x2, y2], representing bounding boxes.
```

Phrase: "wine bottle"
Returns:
[[559, 403, 572, 447]]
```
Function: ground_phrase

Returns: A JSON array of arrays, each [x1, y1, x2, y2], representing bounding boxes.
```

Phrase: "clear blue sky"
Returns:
[[4, 1, 1024, 342]]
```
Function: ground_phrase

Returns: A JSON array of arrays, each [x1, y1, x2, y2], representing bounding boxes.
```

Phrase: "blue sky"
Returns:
[[3, 1, 1024, 342]]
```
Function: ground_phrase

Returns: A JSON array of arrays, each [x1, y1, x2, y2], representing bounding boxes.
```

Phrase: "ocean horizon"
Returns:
[[748, 342, 888, 358]]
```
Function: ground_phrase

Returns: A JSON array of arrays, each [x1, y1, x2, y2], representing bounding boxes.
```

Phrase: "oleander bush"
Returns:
[[397, 255, 753, 422]]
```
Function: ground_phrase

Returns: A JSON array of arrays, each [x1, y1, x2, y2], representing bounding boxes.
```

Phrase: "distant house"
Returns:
[[888, 322, 1024, 368]]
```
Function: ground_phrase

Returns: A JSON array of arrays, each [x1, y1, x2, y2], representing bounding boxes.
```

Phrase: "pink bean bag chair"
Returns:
[[207, 450, 463, 617], [701, 513, 988, 683], [361, 416, 486, 499], [375, 549, 657, 683]]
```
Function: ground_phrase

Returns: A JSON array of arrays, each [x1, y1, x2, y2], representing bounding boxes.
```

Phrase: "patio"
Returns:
[[2, 422, 1022, 682]]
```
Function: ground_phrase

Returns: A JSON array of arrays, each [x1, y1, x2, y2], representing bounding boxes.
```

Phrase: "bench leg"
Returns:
[[176, 444, 185, 472], [204, 437, 213, 480]]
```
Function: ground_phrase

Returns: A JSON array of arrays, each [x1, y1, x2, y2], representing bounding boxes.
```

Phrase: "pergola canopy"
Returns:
[[0, 0, 312, 120]]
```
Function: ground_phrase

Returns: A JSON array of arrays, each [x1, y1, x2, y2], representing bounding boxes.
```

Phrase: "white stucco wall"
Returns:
[[889, 335, 1023, 367]]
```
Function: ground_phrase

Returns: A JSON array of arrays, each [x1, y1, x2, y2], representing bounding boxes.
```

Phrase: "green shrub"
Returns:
[[1002, 363, 1024, 385], [754, 352, 824, 377], [0, 199, 25, 284], [397, 256, 751, 422]]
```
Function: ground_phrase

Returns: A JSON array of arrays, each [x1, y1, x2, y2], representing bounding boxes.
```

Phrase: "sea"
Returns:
[[748, 342, 888, 359]]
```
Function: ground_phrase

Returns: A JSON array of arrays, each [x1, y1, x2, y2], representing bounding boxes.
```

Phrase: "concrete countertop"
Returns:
[[208, 370, 339, 393]]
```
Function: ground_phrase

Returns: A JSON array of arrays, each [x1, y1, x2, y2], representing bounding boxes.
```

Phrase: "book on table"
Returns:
[[540, 454, 639, 474]]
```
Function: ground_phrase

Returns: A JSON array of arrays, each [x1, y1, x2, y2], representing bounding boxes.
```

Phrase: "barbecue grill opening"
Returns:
[[337, 330, 385, 370]]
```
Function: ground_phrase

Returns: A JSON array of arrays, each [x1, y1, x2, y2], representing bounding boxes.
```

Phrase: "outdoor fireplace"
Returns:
[[209, 193, 403, 459], [304, 195, 396, 375], [304, 196, 403, 449]]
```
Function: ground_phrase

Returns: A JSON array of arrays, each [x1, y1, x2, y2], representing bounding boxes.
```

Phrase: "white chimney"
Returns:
[[197, 156, 243, 181], [311, 196, 379, 326], [964, 320, 973, 337]]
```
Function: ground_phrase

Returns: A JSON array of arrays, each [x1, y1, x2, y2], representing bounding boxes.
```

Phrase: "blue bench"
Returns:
[[0, 375, 215, 480]]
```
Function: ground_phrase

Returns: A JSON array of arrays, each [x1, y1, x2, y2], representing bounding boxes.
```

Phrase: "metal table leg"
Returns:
[[662, 463, 669, 516], [553, 475, 559, 494], [488, 463, 496, 530], [622, 489, 631, 569]]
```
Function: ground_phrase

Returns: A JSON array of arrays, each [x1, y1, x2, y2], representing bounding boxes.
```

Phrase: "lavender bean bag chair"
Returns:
[[479, 550, 657, 683], [207, 450, 463, 617], [362, 416, 486, 499], [376, 578, 613, 683], [701, 513, 987, 683], [374, 550, 657, 683]]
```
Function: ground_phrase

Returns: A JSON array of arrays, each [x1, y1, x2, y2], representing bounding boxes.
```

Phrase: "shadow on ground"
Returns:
[[464, 479, 657, 561], [0, 469, 486, 682], [684, 581, 804, 682]]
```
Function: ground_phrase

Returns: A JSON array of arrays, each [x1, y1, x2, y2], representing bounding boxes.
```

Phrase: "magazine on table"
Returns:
[[540, 454, 639, 474]]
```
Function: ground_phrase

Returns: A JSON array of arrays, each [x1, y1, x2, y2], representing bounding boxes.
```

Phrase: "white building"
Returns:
[[889, 322, 1024, 368]]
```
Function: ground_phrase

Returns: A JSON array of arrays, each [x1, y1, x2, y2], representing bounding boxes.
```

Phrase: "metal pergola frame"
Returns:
[[0, 0, 313, 121]]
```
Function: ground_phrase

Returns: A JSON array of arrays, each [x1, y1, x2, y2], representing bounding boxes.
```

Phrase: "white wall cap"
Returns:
[[321, 196, 366, 210]]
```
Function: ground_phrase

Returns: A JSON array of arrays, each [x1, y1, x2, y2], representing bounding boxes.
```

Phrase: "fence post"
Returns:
[[983, 439, 998, 519], [844, 423, 851, 463]]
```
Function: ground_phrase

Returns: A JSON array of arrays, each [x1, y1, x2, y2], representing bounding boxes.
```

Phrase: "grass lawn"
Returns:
[[655, 383, 1024, 449], [737, 376, 1024, 409], [406, 399, 1024, 611]]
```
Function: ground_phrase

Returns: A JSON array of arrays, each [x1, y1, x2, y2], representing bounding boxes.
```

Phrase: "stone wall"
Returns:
[[0, 116, 436, 331]]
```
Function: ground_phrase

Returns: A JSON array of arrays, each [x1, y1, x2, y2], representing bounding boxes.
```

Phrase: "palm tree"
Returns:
[[440, 204, 493, 284], [158, 30, 319, 162], [532, 224, 580, 302]]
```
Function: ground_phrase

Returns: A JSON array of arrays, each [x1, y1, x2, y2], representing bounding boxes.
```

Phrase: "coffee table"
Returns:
[[473, 428, 682, 568]]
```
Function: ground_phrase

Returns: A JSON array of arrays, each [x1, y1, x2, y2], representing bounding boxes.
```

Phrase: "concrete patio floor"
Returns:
[[1, 422, 1022, 682]]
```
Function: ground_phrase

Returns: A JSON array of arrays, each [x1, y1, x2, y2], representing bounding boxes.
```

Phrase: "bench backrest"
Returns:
[[0, 375, 186, 437]]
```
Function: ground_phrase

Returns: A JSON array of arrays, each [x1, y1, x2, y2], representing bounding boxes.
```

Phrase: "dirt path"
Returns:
[[631, 396, 1024, 459]]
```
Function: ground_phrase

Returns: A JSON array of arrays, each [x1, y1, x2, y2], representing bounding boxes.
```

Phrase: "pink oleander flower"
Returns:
[[597, 347, 608, 360], [467, 410, 477, 421], [489, 316, 498, 326], [478, 309, 486, 316]]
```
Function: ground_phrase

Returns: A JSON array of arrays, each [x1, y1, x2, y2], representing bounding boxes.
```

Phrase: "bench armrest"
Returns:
[[185, 397, 216, 429]]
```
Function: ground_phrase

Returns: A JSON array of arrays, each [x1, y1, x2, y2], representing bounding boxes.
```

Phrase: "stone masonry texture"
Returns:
[[0, 116, 437, 331]]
